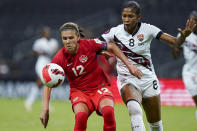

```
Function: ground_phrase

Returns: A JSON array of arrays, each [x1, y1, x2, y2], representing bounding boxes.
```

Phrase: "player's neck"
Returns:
[[127, 23, 139, 36], [194, 30, 197, 35]]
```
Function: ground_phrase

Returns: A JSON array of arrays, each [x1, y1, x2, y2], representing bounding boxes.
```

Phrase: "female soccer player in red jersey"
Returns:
[[40, 22, 142, 131], [99, 1, 196, 131]]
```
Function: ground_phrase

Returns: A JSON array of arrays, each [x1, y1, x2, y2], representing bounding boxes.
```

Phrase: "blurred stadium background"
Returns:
[[0, 0, 197, 130], [1, 0, 196, 80]]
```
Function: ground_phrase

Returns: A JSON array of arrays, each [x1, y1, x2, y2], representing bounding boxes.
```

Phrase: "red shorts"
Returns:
[[70, 86, 113, 115]]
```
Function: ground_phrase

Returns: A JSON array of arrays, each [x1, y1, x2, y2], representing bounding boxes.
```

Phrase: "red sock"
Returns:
[[74, 112, 88, 131], [101, 106, 116, 131]]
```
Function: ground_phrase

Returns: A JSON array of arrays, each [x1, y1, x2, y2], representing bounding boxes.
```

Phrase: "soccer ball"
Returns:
[[41, 63, 65, 88]]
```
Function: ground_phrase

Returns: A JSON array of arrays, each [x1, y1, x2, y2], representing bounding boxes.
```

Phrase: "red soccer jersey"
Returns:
[[51, 39, 109, 92]]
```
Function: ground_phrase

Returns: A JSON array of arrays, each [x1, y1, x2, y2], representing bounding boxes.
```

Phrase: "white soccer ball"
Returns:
[[41, 63, 65, 88]]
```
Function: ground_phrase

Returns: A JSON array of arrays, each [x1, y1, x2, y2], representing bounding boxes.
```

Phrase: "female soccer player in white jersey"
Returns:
[[99, 1, 196, 131], [25, 27, 59, 111], [171, 10, 197, 120]]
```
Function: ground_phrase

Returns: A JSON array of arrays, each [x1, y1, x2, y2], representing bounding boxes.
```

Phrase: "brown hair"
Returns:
[[59, 22, 85, 37]]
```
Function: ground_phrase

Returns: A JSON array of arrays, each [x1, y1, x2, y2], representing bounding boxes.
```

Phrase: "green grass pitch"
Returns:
[[0, 98, 197, 131]]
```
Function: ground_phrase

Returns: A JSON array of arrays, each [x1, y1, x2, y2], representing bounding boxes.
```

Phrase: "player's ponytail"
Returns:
[[78, 25, 85, 38]]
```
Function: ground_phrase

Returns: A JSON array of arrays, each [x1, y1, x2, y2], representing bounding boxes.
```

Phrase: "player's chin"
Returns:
[[124, 24, 130, 29], [67, 47, 73, 51]]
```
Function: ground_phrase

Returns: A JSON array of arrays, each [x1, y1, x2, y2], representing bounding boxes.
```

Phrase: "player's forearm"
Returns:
[[160, 33, 185, 47], [160, 33, 177, 45], [42, 86, 52, 112], [107, 42, 131, 67]]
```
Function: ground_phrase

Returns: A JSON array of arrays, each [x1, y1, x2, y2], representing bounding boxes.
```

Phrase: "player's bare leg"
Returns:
[[99, 98, 116, 131], [192, 95, 197, 120], [120, 84, 145, 131], [25, 77, 42, 111], [73, 103, 89, 131], [142, 95, 163, 131]]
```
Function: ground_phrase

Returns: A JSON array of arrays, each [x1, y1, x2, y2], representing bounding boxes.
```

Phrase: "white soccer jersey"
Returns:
[[32, 37, 59, 77], [101, 23, 161, 76], [101, 22, 162, 97], [33, 37, 58, 57], [182, 33, 197, 74], [182, 32, 197, 96]]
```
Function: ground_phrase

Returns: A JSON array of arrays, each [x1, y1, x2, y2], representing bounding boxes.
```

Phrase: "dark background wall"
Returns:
[[0, 0, 196, 81]]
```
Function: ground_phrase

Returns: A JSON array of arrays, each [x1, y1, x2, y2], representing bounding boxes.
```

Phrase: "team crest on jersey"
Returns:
[[79, 55, 88, 63], [137, 34, 144, 42]]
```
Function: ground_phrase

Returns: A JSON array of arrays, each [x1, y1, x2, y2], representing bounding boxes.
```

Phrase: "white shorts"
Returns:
[[182, 68, 197, 96], [35, 56, 51, 78], [117, 72, 160, 98]]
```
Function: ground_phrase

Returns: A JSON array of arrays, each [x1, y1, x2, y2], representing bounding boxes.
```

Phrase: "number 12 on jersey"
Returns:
[[72, 65, 86, 76]]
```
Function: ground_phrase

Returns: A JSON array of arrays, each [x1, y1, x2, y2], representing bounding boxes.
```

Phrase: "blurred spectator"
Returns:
[[171, 10, 197, 120], [24, 26, 59, 111], [0, 60, 10, 75]]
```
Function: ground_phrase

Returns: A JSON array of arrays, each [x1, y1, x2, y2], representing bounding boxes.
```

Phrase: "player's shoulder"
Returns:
[[186, 32, 197, 43], [111, 24, 124, 31], [79, 39, 91, 45], [79, 39, 98, 45], [34, 37, 48, 45], [189, 32, 197, 39], [55, 47, 65, 56], [112, 24, 123, 29], [34, 37, 43, 43], [50, 38, 58, 43], [139, 22, 160, 34], [104, 24, 123, 32], [79, 39, 103, 52]]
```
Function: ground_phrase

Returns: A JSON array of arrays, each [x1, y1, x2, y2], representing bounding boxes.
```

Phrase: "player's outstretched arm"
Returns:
[[159, 18, 196, 47], [106, 42, 142, 79], [40, 86, 52, 128]]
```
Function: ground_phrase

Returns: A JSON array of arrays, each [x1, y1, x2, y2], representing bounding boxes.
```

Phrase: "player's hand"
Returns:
[[178, 18, 197, 39], [128, 64, 142, 79], [40, 110, 49, 128]]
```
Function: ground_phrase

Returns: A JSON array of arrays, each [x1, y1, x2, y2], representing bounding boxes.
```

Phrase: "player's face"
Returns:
[[122, 8, 141, 31], [61, 30, 80, 54]]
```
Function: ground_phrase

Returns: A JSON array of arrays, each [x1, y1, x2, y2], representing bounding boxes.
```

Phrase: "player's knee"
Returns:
[[148, 120, 163, 131], [127, 100, 146, 130], [127, 100, 142, 117], [74, 112, 88, 131], [101, 106, 116, 125]]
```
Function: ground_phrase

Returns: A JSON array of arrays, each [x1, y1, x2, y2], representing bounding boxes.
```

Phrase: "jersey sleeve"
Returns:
[[89, 39, 108, 53], [100, 27, 116, 42], [148, 24, 163, 39], [51, 49, 64, 68]]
